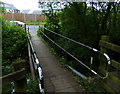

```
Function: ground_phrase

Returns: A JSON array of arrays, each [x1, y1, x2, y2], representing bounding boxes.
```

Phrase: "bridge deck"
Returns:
[[27, 25, 86, 93]]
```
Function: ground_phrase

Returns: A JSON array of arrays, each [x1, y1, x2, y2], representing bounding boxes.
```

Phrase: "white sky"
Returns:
[[1, 0, 41, 11]]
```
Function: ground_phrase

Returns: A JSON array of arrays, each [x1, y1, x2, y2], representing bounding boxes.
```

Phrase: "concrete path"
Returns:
[[27, 25, 86, 93]]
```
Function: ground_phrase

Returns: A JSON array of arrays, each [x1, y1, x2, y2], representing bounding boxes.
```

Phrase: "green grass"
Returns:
[[73, 76, 102, 92], [25, 21, 46, 25]]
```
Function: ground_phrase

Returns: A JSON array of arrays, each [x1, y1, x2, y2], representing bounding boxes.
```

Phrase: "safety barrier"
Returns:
[[39, 26, 111, 79], [2, 21, 45, 93], [27, 27, 45, 94]]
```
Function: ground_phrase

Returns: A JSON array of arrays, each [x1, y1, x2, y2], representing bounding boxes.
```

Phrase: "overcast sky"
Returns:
[[1, 0, 41, 11]]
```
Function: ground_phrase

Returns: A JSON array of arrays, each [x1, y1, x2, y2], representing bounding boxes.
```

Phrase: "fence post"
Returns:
[[100, 35, 109, 69], [24, 24, 26, 32], [28, 43, 36, 81], [99, 35, 109, 76], [35, 14, 37, 22], [12, 60, 27, 92], [100, 35, 109, 52], [96, 35, 109, 91]]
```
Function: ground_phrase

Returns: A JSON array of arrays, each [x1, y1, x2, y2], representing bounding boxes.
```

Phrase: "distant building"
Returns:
[[0, 2, 20, 13], [21, 9, 31, 14], [21, 9, 43, 14], [28, 10, 42, 14]]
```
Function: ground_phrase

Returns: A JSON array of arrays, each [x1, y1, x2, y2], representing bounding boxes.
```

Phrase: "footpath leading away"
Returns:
[[27, 25, 86, 93]]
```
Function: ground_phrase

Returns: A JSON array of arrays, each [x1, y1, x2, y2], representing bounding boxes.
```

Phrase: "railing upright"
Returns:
[[27, 26, 45, 93], [39, 26, 111, 79]]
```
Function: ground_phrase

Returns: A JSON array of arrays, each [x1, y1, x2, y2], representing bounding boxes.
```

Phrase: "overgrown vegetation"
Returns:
[[74, 76, 102, 92], [2, 16, 28, 75], [2, 74, 40, 93], [1, 16, 26, 92], [26, 74, 39, 93], [38, 2, 120, 92], [2, 16, 42, 93]]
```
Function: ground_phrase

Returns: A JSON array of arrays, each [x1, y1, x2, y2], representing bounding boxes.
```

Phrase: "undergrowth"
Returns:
[[37, 29, 102, 93]]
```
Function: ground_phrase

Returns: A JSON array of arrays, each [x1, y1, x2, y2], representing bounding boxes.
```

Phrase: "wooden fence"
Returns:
[[98, 35, 120, 93], [0, 13, 45, 22], [0, 60, 28, 92]]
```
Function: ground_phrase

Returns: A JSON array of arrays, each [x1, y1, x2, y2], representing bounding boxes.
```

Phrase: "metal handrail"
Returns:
[[39, 26, 111, 79], [27, 27, 45, 93]]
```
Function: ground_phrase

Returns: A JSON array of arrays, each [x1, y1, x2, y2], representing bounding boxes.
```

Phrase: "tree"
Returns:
[[0, 2, 6, 13], [38, 1, 120, 76]]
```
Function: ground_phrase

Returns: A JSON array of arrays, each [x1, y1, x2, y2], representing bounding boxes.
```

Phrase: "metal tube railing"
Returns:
[[27, 27, 45, 94], [39, 26, 111, 79]]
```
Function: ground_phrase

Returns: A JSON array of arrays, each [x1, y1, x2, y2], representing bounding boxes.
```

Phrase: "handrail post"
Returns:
[[99, 35, 110, 76], [27, 29, 45, 93], [28, 43, 36, 80], [28, 27, 29, 33], [24, 24, 26, 32], [12, 60, 27, 92], [27, 26, 36, 80]]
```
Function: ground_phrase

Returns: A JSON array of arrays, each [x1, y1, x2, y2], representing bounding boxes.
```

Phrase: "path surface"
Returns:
[[27, 25, 86, 93]]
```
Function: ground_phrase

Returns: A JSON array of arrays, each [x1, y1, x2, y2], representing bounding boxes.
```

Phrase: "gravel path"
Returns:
[[27, 25, 86, 93]]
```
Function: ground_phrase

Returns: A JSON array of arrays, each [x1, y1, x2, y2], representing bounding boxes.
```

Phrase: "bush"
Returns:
[[2, 16, 28, 75], [38, 2, 120, 77]]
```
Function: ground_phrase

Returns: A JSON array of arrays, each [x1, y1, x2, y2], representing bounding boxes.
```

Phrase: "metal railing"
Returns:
[[39, 25, 111, 79], [27, 27, 45, 94]]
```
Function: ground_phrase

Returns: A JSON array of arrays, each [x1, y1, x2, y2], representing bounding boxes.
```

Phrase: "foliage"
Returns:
[[0, 2, 6, 13], [2, 16, 28, 75], [38, 2, 120, 78], [26, 74, 39, 93], [2, 83, 12, 93], [74, 76, 101, 92]]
